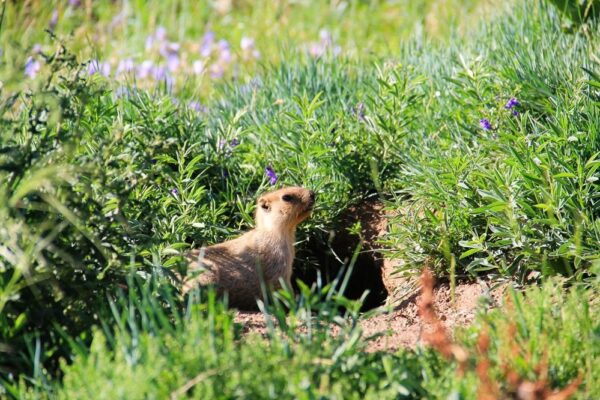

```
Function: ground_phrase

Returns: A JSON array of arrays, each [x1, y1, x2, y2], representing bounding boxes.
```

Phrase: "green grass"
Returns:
[[9, 275, 599, 399], [1, 0, 599, 398]]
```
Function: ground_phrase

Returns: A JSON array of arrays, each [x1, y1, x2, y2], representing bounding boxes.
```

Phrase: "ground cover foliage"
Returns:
[[0, 0, 599, 398]]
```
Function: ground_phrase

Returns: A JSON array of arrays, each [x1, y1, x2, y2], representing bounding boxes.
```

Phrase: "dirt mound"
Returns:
[[234, 280, 505, 352], [360, 280, 504, 352]]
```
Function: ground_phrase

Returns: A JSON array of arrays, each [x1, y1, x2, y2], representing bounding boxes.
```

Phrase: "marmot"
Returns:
[[183, 187, 315, 309]]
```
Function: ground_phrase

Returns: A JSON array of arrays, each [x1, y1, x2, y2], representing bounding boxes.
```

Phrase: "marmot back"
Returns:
[[183, 187, 315, 309]]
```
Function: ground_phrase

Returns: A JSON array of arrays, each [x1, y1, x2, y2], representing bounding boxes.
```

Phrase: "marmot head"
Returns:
[[255, 187, 315, 232]]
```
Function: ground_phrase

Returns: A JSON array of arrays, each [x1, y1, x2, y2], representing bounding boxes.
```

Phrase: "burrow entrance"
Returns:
[[294, 199, 389, 311]]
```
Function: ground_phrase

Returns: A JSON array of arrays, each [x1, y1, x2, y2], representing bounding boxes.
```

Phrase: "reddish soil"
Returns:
[[233, 280, 505, 352]]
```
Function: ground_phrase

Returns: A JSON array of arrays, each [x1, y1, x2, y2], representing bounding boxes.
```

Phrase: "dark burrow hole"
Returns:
[[293, 200, 389, 311]]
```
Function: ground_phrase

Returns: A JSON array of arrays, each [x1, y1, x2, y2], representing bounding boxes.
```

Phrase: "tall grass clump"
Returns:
[[376, 2, 600, 280]]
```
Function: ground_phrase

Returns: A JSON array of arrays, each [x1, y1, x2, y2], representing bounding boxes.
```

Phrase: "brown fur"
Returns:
[[183, 187, 315, 309]]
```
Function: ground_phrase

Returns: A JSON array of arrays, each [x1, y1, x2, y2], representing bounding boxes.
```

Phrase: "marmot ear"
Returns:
[[258, 198, 271, 212]]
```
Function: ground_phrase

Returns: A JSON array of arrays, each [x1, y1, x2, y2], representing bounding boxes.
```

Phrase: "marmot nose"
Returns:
[[308, 190, 316, 204]]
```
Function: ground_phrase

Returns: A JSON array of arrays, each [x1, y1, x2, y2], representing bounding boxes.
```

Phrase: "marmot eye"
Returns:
[[282, 194, 294, 202]]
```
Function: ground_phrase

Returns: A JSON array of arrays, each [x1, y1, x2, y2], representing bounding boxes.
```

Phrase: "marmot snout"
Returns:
[[183, 186, 315, 309]]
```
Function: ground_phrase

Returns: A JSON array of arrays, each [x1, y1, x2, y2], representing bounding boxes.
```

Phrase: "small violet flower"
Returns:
[[188, 101, 206, 113], [114, 86, 130, 99], [209, 63, 225, 79], [49, 9, 59, 30], [166, 53, 180, 72], [319, 29, 333, 46], [504, 97, 520, 110], [200, 31, 215, 57], [230, 138, 239, 147], [240, 37, 260, 59], [116, 58, 135, 76], [479, 118, 492, 131], [88, 60, 111, 77], [137, 60, 154, 79], [192, 60, 205, 75], [152, 65, 167, 81], [265, 166, 278, 185], [155, 26, 167, 42], [24, 57, 41, 79], [171, 188, 179, 196], [240, 37, 255, 51]]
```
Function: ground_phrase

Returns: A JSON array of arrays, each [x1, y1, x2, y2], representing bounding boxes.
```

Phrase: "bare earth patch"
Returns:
[[233, 280, 504, 352]]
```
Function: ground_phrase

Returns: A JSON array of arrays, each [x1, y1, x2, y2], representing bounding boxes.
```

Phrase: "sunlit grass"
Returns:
[[1, 0, 599, 398]]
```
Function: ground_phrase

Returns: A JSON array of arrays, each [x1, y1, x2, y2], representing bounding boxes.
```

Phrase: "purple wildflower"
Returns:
[[49, 9, 59, 30], [155, 26, 167, 42], [309, 29, 341, 57], [200, 31, 215, 57], [209, 63, 224, 79], [230, 138, 239, 147], [240, 37, 255, 51], [192, 60, 205, 75], [219, 51, 232, 64], [152, 65, 167, 81], [479, 118, 492, 131], [24, 57, 41, 79], [171, 188, 179, 196], [69, 0, 81, 6], [88, 60, 111, 77], [512, 110, 519, 117], [265, 166, 278, 185], [217, 39, 230, 51], [355, 102, 366, 121], [114, 86, 130, 98], [137, 60, 154, 79], [87, 61, 99, 75], [188, 101, 206, 113], [145, 35, 154, 51], [319, 29, 333, 46], [218, 139, 227, 150], [165, 42, 180, 55], [166, 53, 180, 72], [504, 97, 520, 109], [216, 39, 232, 63], [309, 43, 325, 58], [116, 58, 135, 76], [240, 37, 260, 59]]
